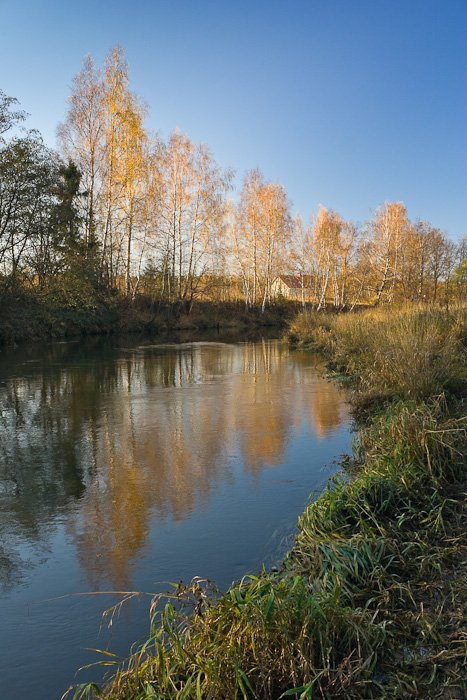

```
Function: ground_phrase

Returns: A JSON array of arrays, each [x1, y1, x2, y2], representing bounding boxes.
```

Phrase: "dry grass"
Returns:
[[288, 305, 466, 404]]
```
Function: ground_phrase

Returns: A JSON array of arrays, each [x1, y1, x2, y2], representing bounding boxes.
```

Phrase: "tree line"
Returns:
[[1, 47, 465, 312]]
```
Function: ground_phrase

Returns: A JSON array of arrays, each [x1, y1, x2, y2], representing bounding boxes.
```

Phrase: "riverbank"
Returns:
[[69, 305, 466, 700], [0, 290, 295, 347]]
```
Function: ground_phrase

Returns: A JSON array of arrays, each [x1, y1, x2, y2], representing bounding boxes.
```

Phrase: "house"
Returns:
[[271, 275, 314, 301]]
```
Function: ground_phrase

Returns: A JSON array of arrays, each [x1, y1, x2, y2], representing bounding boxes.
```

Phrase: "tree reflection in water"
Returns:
[[0, 339, 349, 590]]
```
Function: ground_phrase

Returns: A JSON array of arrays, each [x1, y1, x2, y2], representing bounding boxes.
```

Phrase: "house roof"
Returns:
[[276, 275, 313, 289]]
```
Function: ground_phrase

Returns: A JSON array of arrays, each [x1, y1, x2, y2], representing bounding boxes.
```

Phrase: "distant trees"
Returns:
[[58, 47, 148, 294], [397, 221, 456, 303], [58, 48, 232, 304], [309, 207, 355, 310], [283, 201, 465, 309], [0, 52, 465, 313], [232, 169, 291, 310], [360, 202, 409, 305], [0, 132, 56, 286], [351, 205, 459, 306], [289, 215, 311, 308], [0, 91, 96, 302], [57, 55, 104, 247], [154, 130, 231, 306], [289, 208, 357, 310]]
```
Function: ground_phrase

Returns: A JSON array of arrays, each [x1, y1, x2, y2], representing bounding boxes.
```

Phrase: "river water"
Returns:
[[0, 335, 351, 700]]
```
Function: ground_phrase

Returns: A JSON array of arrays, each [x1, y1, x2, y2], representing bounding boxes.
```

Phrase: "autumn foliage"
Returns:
[[0, 48, 465, 323]]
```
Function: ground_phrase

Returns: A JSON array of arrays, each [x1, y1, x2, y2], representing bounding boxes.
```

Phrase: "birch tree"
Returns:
[[232, 170, 291, 310], [154, 130, 230, 306], [57, 56, 105, 246], [311, 207, 342, 310], [363, 202, 409, 304], [289, 214, 313, 307], [256, 182, 291, 312]]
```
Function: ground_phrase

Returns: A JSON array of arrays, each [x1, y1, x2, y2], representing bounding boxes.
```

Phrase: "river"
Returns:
[[0, 335, 351, 699]]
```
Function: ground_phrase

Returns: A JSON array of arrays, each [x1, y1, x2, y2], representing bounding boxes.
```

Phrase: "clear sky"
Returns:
[[1, 0, 466, 240]]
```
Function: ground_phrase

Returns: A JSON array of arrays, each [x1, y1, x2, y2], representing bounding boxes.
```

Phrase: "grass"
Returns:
[[66, 305, 466, 700], [288, 305, 466, 405]]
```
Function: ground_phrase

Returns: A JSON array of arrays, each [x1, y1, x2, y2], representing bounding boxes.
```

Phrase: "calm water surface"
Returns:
[[0, 336, 351, 700]]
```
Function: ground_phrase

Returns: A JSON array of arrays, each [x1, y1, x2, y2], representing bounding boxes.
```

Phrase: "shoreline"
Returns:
[[0, 296, 298, 348]]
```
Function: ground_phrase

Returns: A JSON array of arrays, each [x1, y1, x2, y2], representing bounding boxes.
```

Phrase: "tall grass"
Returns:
[[67, 305, 466, 700], [288, 305, 466, 403]]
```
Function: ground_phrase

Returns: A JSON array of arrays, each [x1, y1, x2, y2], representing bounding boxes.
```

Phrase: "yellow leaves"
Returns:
[[313, 207, 343, 250]]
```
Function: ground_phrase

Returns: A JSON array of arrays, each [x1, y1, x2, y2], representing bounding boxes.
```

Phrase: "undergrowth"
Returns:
[[66, 305, 466, 700]]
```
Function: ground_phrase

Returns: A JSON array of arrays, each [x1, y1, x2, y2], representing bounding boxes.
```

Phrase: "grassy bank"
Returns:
[[69, 306, 466, 700], [0, 290, 295, 347]]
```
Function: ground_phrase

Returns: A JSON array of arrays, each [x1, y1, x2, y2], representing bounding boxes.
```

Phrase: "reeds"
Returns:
[[288, 305, 466, 404], [68, 305, 466, 700]]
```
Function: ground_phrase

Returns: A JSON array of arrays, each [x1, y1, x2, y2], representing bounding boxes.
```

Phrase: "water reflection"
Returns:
[[0, 339, 348, 591]]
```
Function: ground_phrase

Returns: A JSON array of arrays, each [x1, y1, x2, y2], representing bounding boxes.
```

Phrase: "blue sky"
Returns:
[[1, 0, 466, 240]]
